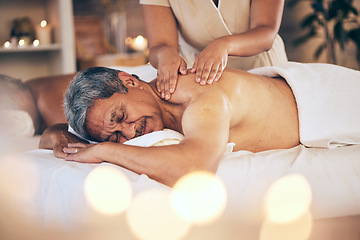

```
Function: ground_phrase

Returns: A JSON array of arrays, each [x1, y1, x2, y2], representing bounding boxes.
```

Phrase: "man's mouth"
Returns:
[[135, 117, 148, 138]]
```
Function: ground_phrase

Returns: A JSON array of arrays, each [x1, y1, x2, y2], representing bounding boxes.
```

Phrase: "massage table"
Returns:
[[1, 64, 359, 240]]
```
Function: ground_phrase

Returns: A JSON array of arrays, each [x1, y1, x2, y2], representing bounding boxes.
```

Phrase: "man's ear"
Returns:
[[118, 72, 140, 87]]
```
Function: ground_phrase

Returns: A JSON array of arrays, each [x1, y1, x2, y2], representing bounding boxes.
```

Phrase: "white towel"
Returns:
[[249, 62, 360, 148]]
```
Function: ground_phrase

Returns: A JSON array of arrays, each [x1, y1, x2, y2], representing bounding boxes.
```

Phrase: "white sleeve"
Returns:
[[139, 0, 170, 7]]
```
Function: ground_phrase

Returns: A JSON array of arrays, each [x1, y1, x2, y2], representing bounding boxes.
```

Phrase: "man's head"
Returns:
[[64, 67, 164, 142], [0, 74, 41, 133]]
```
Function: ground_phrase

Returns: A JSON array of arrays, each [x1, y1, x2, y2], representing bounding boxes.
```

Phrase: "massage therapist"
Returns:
[[141, 0, 288, 99]]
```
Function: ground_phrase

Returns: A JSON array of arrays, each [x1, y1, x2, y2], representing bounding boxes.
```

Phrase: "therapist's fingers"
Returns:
[[156, 70, 166, 99], [197, 61, 217, 85], [164, 70, 173, 100], [179, 59, 188, 76], [194, 61, 206, 85], [213, 64, 223, 82], [206, 64, 221, 84], [167, 59, 187, 96]]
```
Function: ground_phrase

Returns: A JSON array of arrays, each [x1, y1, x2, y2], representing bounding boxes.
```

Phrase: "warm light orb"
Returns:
[[260, 211, 313, 240], [84, 165, 132, 215], [135, 35, 144, 44], [18, 39, 25, 47], [32, 39, 40, 47], [0, 153, 39, 204], [264, 174, 312, 223], [40, 20, 47, 28], [3, 41, 11, 48], [171, 171, 227, 224], [130, 35, 148, 51], [126, 189, 190, 240]]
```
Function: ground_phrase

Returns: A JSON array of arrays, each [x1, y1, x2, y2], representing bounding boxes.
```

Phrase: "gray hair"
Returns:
[[64, 67, 128, 140]]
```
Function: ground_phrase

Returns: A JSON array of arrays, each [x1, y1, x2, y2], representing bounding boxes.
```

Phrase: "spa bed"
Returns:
[[0, 64, 359, 240]]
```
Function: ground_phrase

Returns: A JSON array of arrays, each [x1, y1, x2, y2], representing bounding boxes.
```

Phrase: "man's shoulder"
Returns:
[[168, 72, 199, 104]]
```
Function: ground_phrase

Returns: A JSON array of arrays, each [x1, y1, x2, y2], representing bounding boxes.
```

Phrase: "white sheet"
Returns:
[[1, 134, 359, 239], [33, 134, 360, 220]]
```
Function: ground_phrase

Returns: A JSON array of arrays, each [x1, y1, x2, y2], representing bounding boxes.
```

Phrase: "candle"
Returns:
[[18, 39, 26, 48], [130, 35, 148, 52], [33, 39, 40, 47], [36, 20, 52, 45], [3, 41, 11, 48]]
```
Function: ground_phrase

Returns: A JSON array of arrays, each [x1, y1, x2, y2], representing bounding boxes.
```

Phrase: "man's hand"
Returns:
[[63, 142, 102, 164], [39, 123, 89, 159]]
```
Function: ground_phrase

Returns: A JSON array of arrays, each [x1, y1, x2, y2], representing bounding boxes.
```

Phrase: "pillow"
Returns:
[[0, 110, 35, 138]]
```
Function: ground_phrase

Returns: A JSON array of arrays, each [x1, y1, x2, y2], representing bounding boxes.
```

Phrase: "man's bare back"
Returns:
[[162, 68, 300, 152]]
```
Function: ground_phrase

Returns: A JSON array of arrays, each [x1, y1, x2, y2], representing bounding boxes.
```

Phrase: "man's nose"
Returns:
[[116, 122, 136, 140]]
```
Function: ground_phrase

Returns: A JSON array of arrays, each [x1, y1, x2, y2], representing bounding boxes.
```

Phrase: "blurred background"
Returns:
[[0, 0, 359, 81]]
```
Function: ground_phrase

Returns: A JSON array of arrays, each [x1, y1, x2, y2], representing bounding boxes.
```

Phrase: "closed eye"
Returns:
[[116, 112, 125, 123], [107, 131, 126, 143]]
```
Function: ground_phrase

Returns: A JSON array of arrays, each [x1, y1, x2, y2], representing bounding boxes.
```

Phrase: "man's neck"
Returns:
[[146, 80, 185, 133]]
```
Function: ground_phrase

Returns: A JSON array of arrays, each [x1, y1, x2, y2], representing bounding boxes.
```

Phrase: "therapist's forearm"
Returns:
[[148, 45, 180, 69], [222, 26, 278, 57]]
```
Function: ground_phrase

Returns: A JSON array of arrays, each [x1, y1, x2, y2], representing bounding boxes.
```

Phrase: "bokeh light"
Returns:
[[84, 165, 132, 215], [260, 211, 312, 240], [33, 39, 40, 47], [0, 153, 39, 204], [126, 189, 190, 240], [264, 174, 312, 223], [261, 174, 313, 240], [41, 20, 48, 28], [171, 171, 227, 224], [3, 41, 11, 48]]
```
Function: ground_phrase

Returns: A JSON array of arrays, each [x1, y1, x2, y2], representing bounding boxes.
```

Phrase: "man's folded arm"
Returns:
[[39, 123, 88, 158]]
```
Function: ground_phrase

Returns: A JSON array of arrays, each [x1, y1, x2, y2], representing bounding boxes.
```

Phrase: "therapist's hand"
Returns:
[[157, 47, 187, 100], [191, 37, 229, 85]]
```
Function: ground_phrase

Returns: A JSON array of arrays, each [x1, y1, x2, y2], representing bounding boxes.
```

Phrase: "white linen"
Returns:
[[249, 62, 360, 148], [1, 138, 359, 238]]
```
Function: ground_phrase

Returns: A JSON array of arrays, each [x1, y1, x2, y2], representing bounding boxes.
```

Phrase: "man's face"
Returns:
[[86, 88, 164, 143]]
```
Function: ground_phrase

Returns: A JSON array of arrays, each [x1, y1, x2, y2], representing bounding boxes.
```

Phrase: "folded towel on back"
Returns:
[[249, 62, 360, 148]]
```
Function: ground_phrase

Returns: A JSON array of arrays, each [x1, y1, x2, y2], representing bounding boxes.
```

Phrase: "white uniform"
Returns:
[[140, 0, 288, 70]]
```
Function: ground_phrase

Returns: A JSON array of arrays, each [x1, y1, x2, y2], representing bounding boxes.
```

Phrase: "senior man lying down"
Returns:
[[40, 62, 360, 186]]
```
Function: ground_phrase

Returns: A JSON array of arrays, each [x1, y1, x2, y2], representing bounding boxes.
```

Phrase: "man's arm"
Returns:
[[64, 89, 232, 187], [39, 123, 89, 158]]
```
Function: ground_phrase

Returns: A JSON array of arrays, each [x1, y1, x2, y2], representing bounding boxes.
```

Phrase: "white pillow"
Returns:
[[0, 110, 35, 138]]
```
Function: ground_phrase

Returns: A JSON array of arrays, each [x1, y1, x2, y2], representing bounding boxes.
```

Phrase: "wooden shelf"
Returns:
[[0, 0, 76, 80], [0, 44, 61, 53]]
